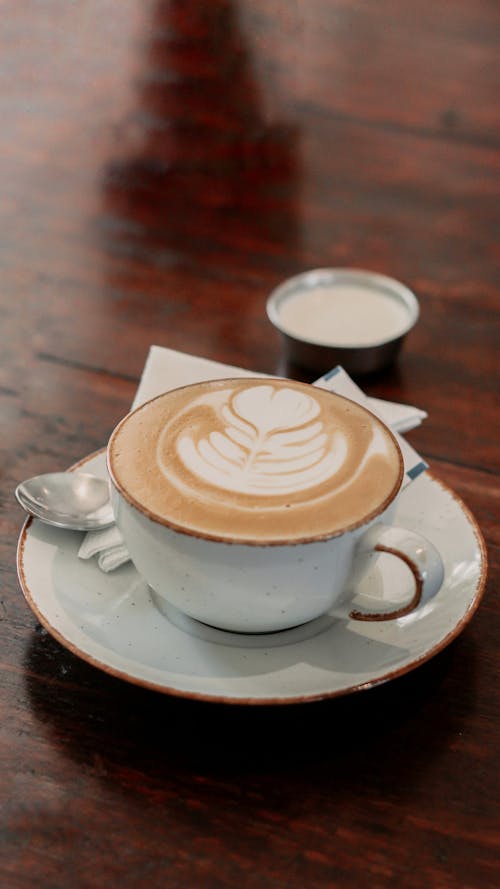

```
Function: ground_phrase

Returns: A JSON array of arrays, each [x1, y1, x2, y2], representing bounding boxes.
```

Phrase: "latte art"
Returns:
[[108, 378, 403, 543], [162, 385, 348, 496]]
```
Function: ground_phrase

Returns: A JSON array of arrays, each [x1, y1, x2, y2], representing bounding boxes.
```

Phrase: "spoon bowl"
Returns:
[[15, 472, 115, 530]]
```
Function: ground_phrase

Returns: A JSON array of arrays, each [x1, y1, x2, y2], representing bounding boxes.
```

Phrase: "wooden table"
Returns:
[[2, 2, 498, 887]]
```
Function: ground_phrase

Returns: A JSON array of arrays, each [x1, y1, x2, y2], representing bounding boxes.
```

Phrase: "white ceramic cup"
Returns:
[[107, 387, 444, 634]]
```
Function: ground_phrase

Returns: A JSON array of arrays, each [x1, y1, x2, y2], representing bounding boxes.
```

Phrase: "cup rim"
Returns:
[[107, 377, 405, 547]]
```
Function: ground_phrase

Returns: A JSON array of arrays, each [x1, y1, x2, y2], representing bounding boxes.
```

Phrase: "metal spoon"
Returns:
[[15, 472, 115, 530]]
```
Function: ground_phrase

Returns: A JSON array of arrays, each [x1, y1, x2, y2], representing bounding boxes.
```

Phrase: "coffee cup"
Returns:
[[107, 378, 444, 633]]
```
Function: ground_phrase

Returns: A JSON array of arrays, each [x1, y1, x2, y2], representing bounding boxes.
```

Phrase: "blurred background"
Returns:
[[0, 0, 498, 471]]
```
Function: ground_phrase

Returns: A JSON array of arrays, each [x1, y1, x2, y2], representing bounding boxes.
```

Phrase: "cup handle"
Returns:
[[346, 524, 445, 622]]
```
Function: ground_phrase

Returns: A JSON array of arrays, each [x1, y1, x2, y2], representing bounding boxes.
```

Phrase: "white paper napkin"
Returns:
[[78, 346, 428, 572], [77, 525, 130, 572], [314, 366, 428, 486]]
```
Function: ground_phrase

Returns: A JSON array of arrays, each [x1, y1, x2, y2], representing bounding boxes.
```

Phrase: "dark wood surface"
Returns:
[[1, 2, 498, 887]]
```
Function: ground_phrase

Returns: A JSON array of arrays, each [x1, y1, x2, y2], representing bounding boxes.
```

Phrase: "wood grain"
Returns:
[[1, 2, 498, 887]]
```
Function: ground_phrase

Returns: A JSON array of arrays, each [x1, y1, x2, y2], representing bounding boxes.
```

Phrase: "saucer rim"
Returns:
[[16, 449, 488, 706]]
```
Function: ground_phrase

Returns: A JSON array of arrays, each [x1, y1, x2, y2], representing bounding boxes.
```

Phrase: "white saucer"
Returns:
[[17, 451, 487, 705]]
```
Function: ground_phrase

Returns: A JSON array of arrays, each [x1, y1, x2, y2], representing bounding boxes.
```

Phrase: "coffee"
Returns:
[[108, 378, 403, 544]]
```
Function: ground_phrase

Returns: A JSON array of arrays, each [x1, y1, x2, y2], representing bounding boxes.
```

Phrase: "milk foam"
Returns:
[[109, 378, 403, 543], [157, 384, 392, 498], [167, 385, 348, 495]]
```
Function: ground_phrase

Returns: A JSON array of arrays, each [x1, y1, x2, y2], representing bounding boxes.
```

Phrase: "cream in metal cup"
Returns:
[[266, 268, 420, 375], [107, 377, 443, 634]]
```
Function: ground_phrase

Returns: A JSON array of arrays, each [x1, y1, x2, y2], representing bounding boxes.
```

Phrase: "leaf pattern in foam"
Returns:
[[176, 385, 349, 496]]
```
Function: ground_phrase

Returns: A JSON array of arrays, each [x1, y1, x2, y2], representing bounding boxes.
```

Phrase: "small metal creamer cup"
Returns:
[[266, 268, 420, 375]]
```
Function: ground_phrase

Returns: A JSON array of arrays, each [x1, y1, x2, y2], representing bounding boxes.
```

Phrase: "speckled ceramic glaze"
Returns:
[[107, 381, 442, 633], [17, 452, 486, 705]]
